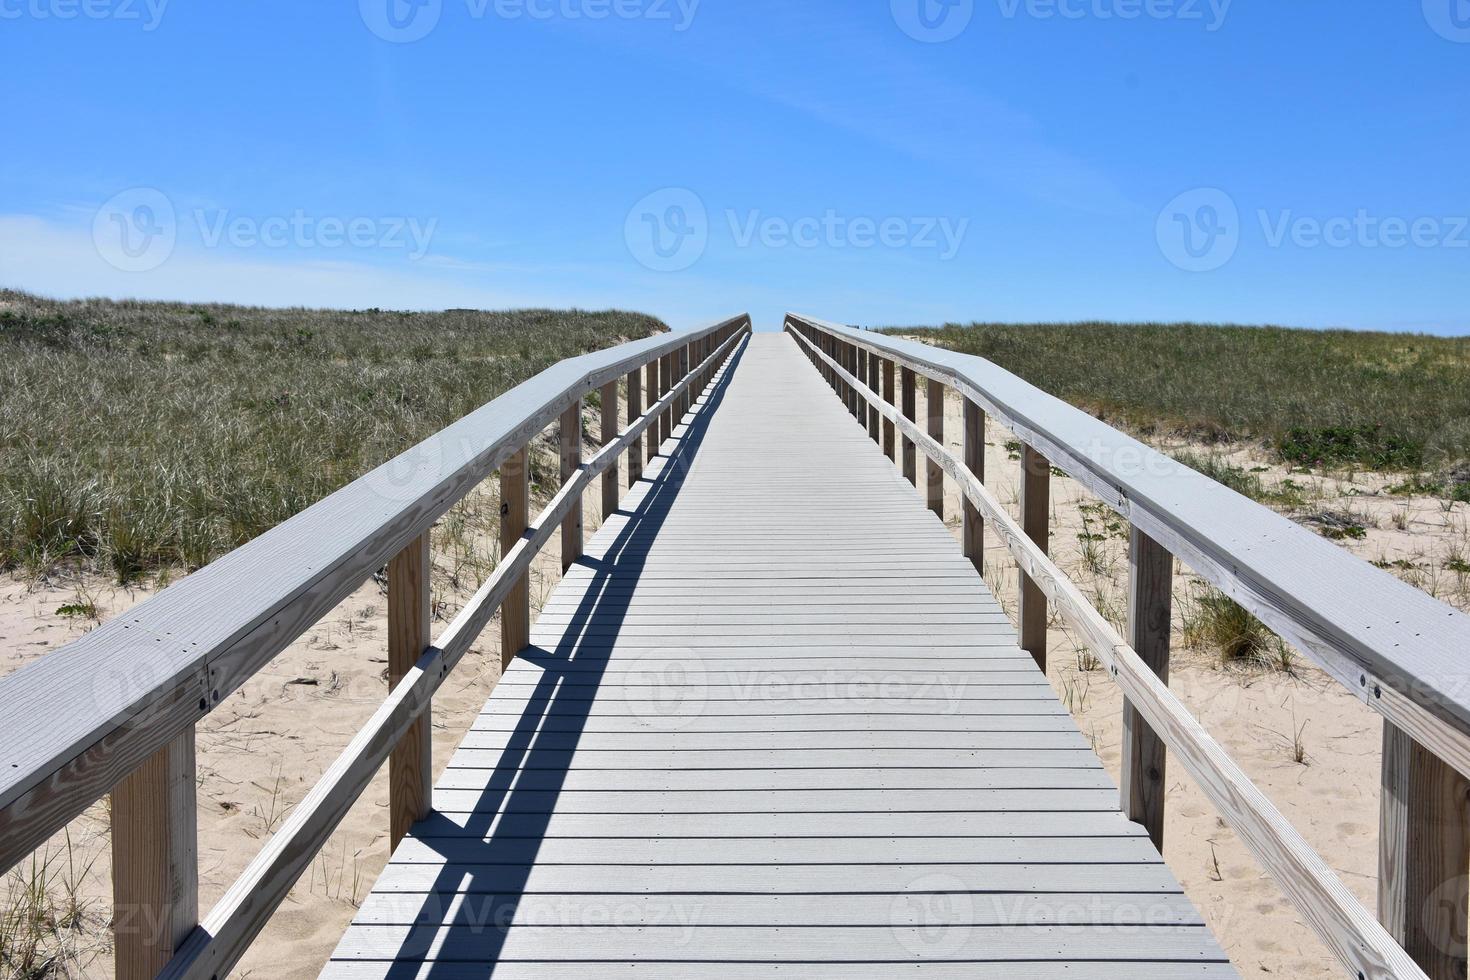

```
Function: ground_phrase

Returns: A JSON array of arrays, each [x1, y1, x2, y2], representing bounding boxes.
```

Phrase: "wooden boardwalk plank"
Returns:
[[328, 334, 1233, 977]]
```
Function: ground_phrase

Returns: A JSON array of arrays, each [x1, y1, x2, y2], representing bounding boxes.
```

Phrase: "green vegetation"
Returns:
[[1170, 451, 1304, 506], [0, 290, 666, 581], [1182, 585, 1295, 673], [887, 321, 1470, 483]]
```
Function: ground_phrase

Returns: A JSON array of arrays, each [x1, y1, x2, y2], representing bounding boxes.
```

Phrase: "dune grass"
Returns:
[[885, 321, 1470, 485], [0, 291, 667, 581]]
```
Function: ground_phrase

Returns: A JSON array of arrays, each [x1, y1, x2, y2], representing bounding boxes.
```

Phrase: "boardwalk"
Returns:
[[324, 334, 1232, 977]]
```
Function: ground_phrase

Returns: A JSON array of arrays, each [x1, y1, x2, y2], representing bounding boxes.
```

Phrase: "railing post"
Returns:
[[601, 381, 619, 517], [627, 367, 643, 487], [849, 344, 860, 418], [560, 400, 583, 571], [883, 359, 896, 461], [1019, 444, 1050, 671], [111, 730, 197, 980], [387, 532, 431, 848], [901, 367, 918, 487], [926, 378, 945, 520], [500, 446, 530, 668], [658, 353, 673, 445], [645, 359, 660, 465], [1122, 528, 1172, 850], [963, 399, 984, 572], [1380, 723, 1470, 978], [867, 350, 881, 443]]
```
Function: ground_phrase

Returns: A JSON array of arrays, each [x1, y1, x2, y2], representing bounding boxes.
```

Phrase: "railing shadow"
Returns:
[[373, 337, 748, 977]]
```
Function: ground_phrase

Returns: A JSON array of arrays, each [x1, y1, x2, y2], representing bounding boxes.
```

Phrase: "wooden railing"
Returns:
[[0, 314, 751, 980], [786, 312, 1470, 980]]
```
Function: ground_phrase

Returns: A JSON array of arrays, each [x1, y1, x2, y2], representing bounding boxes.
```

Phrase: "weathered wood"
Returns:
[[901, 367, 917, 487], [659, 353, 673, 445], [1019, 444, 1050, 672], [158, 326, 750, 980], [559, 401, 583, 571], [791, 323, 1426, 980], [388, 533, 432, 848], [963, 399, 984, 574], [333, 332, 1229, 977], [1380, 722, 1470, 979], [1123, 527, 1173, 850], [645, 359, 660, 465], [111, 730, 196, 980], [882, 358, 896, 460], [787, 314, 1470, 791], [926, 378, 944, 520], [0, 313, 746, 877], [500, 446, 530, 669], [600, 381, 619, 517]]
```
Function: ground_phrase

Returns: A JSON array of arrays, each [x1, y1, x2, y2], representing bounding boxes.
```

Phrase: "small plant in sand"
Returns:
[[1182, 585, 1294, 673], [0, 831, 106, 978]]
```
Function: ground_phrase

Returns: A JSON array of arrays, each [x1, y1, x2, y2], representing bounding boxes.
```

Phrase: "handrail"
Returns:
[[159, 328, 751, 980], [787, 321, 1425, 980], [787, 313, 1470, 779], [0, 313, 749, 977], [0, 313, 748, 872]]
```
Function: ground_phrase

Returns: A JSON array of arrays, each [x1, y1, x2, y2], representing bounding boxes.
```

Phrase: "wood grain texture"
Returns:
[[601, 380, 619, 517], [559, 401, 583, 571], [1019, 444, 1050, 672], [867, 346, 881, 442], [111, 729, 196, 980], [157, 329, 751, 980], [388, 534, 432, 848], [1380, 721, 1470, 979], [927, 378, 945, 520], [963, 398, 985, 574], [1123, 527, 1172, 850], [331, 331, 1230, 978], [901, 366, 918, 487], [883, 357, 896, 460], [787, 313, 1470, 787], [0, 314, 746, 877], [791, 322, 1426, 980], [500, 446, 530, 669]]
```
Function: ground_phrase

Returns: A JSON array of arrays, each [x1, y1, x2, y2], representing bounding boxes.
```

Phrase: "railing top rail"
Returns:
[[0, 313, 749, 864], [788, 312, 1470, 747]]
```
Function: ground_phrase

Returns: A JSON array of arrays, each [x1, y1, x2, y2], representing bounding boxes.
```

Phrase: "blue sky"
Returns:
[[2, 0, 1467, 333]]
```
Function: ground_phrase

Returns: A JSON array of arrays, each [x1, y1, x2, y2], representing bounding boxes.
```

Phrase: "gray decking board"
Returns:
[[327, 334, 1234, 977]]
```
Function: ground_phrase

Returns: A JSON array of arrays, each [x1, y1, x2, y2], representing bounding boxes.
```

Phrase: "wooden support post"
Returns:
[[856, 348, 866, 419], [1122, 528, 1173, 851], [868, 350, 881, 442], [901, 367, 918, 487], [499, 446, 529, 668], [659, 354, 672, 445], [926, 378, 945, 520], [1380, 723, 1470, 978], [883, 359, 897, 461], [963, 399, 985, 573], [601, 380, 620, 516], [1019, 444, 1051, 671], [112, 730, 197, 980], [645, 360, 660, 464], [387, 532, 431, 848], [627, 367, 644, 485], [560, 400, 583, 571], [849, 345, 860, 418]]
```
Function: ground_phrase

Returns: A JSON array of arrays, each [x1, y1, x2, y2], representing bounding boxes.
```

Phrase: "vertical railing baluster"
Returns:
[[387, 532, 431, 848], [111, 732, 198, 980], [883, 359, 897, 461], [500, 446, 530, 668], [601, 380, 620, 518], [963, 399, 985, 573], [867, 350, 881, 443], [645, 359, 660, 466], [1019, 444, 1050, 671], [560, 400, 583, 571], [926, 379, 944, 520], [901, 367, 918, 487], [1380, 725, 1470, 979], [1123, 528, 1172, 850]]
